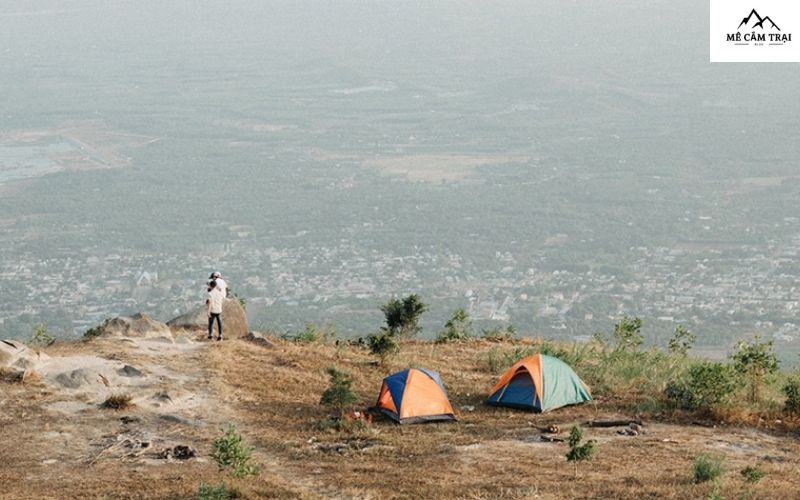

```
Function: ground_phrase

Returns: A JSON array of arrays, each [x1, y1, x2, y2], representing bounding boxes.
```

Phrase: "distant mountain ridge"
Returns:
[[738, 8, 781, 30]]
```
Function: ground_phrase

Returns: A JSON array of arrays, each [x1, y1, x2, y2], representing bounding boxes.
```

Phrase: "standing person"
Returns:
[[209, 271, 228, 298], [207, 279, 225, 341]]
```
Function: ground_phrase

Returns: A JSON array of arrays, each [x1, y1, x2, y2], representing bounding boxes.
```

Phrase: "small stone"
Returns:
[[119, 365, 144, 377], [172, 445, 196, 459]]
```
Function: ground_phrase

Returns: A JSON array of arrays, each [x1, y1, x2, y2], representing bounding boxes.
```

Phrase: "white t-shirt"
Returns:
[[215, 278, 227, 297], [208, 288, 225, 314]]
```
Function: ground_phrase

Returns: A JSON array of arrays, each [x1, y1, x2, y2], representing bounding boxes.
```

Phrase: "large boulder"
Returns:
[[167, 298, 248, 338], [1, 339, 49, 366], [88, 313, 172, 339], [0, 340, 48, 379]]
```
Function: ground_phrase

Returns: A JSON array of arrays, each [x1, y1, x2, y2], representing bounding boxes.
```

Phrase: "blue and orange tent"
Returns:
[[487, 354, 591, 412], [373, 368, 456, 424]]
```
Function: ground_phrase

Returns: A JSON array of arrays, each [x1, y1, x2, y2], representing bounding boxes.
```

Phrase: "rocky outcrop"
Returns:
[[167, 298, 249, 338], [87, 313, 172, 339], [0, 339, 49, 379]]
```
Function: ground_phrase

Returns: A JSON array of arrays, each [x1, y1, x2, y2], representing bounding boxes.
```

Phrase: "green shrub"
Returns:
[[613, 316, 644, 352], [666, 361, 737, 411], [380, 294, 428, 338], [783, 375, 800, 413], [30, 323, 55, 347], [320, 366, 358, 416], [731, 335, 778, 403], [668, 324, 696, 356], [740, 464, 765, 484], [212, 425, 258, 478], [693, 454, 724, 483], [367, 330, 399, 365], [484, 347, 505, 374], [436, 308, 473, 343], [282, 322, 335, 344], [481, 325, 516, 342], [197, 481, 232, 500], [565, 425, 596, 477], [83, 322, 105, 339]]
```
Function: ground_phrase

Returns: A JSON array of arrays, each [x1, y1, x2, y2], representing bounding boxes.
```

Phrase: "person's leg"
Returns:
[[207, 314, 213, 339], [216, 314, 223, 340]]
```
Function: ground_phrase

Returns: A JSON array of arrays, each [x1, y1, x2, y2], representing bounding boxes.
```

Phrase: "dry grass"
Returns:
[[100, 393, 133, 410], [1, 337, 799, 499]]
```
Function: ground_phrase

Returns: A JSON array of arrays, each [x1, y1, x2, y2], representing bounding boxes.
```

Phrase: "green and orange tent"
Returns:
[[487, 354, 591, 412], [373, 368, 456, 424]]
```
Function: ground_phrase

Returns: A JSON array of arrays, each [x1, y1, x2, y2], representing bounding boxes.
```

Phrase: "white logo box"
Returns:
[[710, 0, 800, 62]]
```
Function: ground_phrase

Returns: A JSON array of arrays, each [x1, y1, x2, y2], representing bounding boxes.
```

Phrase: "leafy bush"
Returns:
[[367, 330, 399, 365], [197, 481, 232, 500], [481, 325, 516, 342], [320, 366, 358, 416], [693, 454, 724, 483], [668, 324, 696, 356], [436, 308, 473, 343], [212, 425, 258, 478], [666, 361, 737, 411], [30, 323, 55, 347], [782, 375, 800, 414], [613, 316, 643, 352], [731, 335, 778, 402], [282, 323, 335, 344], [380, 294, 428, 338], [83, 322, 106, 339], [740, 464, 765, 484]]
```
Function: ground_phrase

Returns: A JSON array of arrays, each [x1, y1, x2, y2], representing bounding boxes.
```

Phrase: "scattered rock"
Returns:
[[87, 313, 172, 339], [120, 416, 141, 425], [617, 422, 645, 437], [157, 445, 196, 460], [54, 369, 97, 389], [460, 405, 475, 412], [245, 331, 275, 348], [158, 414, 207, 427], [119, 365, 144, 378], [167, 299, 249, 339], [0, 366, 25, 383]]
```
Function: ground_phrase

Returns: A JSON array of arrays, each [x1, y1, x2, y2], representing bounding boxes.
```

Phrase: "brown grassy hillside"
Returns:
[[1, 334, 799, 499]]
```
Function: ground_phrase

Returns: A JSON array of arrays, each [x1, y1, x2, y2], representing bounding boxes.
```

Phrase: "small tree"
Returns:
[[436, 308, 473, 342], [731, 335, 778, 403], [367, 330, 399, 366], [565, 424, 596, 477], [211, 425, 258, 478], [668, 324, 696, 356], [783, 375, 800, 414], [380, 294, 428, 338], [320, 366, 358, 416], [30, 323, 55, 347], [613, 316, 643, 352]]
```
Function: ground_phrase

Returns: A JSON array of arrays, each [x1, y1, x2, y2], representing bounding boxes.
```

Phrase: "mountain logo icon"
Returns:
[[737, 9, 781, 31]]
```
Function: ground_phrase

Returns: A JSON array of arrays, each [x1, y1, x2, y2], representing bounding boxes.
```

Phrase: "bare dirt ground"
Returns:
[[1, 336, 799, 499]]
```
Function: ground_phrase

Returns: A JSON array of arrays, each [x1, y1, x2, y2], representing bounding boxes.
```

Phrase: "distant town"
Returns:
[[4, 225, 799, 365]]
